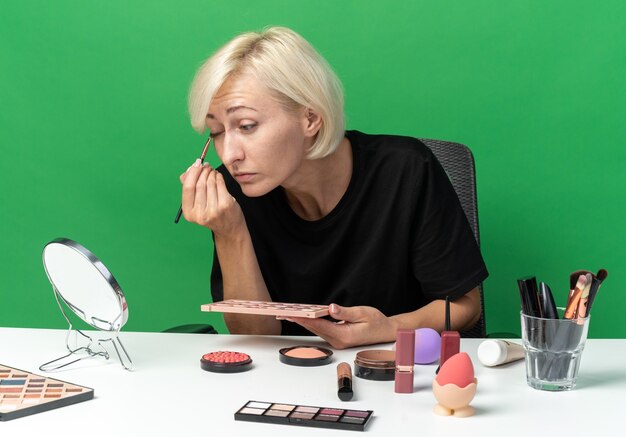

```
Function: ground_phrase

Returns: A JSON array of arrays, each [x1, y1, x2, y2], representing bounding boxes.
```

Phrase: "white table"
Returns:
[[0, 327, 623, 436]]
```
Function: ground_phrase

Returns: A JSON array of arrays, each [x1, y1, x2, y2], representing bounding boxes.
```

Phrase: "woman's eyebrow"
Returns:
[[206, 105, 258, 119]]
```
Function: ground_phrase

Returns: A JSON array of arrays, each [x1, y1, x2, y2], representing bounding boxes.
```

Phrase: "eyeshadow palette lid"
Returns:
[[200, 351, 252, 373], [201, 299, 330, 318], [279, 346, 333, 367]]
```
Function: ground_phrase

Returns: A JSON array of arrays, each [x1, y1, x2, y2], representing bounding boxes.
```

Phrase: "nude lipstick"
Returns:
[[394, 329, 415, 393], [337, 362, 353, 401]]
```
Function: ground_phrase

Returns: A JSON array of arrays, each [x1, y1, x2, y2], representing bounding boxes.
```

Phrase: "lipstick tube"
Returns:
[[394, 329, 415, 393], [440, 330, 460, 368], [337, 362, 353, 401]]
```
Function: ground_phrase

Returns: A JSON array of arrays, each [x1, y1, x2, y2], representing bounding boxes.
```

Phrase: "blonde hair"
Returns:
[[188, 27, 345, 159]]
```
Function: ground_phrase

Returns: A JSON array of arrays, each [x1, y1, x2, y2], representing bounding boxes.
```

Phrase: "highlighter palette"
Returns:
[[0, 364, 94, 421], [201, 299, 330, 318], [235, 400, 373, 431]]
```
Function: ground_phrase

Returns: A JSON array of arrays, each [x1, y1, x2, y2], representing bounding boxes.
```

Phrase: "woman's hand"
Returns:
[[180, 160, 245, 236], [283, 304, 398, 349]]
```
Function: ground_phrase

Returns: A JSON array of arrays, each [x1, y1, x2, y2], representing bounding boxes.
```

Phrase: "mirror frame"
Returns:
[[40, 238, 133, 371]]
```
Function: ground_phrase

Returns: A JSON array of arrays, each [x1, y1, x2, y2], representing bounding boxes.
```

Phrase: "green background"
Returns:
[[1, 1, 624, 338]]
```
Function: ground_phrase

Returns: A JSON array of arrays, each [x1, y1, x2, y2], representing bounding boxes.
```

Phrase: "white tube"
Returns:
[[477, 340, 525, 367]]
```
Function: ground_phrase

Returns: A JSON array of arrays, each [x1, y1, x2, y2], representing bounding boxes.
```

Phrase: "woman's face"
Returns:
[[205, 73, 317, 197]]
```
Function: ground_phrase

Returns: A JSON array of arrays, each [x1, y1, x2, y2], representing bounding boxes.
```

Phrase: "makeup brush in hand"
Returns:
[[174, 136, 212, 224]]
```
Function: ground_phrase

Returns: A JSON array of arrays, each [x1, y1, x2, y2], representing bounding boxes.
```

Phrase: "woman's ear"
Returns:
[[303, 107, 323, 138]]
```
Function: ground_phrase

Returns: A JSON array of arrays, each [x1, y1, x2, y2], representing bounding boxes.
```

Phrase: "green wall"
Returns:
[[1, 1, 624, 337]]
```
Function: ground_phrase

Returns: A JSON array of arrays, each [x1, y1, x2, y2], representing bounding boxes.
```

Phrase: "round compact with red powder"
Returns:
[[200, 351, 253, 373]]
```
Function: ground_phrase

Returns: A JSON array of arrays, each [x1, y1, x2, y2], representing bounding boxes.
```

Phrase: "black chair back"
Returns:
[[420, 138, 486, 338]]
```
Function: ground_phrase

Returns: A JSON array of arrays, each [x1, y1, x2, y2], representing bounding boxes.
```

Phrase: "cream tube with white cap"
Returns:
[[477, 340, 525, 367]]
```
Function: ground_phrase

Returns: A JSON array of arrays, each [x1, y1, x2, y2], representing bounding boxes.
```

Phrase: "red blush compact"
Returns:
[[200, 351, 253, 373]]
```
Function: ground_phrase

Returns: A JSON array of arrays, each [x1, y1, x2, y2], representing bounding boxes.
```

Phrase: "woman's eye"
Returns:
[[240, 123, 257, 132], [209, 131, 224, 139]]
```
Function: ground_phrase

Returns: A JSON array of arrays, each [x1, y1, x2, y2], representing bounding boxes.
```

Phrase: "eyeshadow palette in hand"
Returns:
[[201, 299, 330, 318]]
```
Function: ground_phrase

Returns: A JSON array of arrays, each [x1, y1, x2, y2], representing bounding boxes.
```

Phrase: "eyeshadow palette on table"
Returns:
[[0, 365, 94, 421], [235, 400, 373, 431]]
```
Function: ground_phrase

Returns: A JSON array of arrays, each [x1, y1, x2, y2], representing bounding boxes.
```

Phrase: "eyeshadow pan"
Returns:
[[271, 403, 295, 411], [1, 380, 25, 386], [295, 406, 318, 413], [315, 414, 340, 422], [290, 412, 314, 420], [246, 401, 271, 409], [320, 408, 343, 415], [339, 416, 365, 423], [0, 388, 22, 394], [340, 416, 365, 424], [264, 409, 289, 417], [239, 407, 265, 415], [346, 410, 370, 418], [22, 399, 40, 404]]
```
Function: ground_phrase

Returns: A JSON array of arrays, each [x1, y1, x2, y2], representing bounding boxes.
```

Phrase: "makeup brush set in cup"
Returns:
[[517, 268, 608, 391]]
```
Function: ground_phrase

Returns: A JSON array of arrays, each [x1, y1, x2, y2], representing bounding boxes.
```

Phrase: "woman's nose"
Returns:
[[220, 133, 245, 165]]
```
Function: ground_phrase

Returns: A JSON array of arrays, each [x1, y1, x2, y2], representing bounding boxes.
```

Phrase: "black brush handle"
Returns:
[[174, 205, 183, 223], [539, 282, 558, 319]]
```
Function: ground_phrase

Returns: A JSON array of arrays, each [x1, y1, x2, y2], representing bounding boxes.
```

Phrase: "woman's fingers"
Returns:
[[215, 171, 235, 207], [204, 167, 219, 214], [179, 162, 196, 183], [181, 159, 203, 216], [181, 163, 240, 231], [193, 164, 213, 212]]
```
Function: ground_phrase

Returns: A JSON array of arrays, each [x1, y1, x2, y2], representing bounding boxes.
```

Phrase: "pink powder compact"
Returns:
[[279, 346, 333, 367], [200, 351, 253, 373]]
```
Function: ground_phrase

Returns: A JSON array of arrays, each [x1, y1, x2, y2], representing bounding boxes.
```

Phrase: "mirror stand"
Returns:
[[40, 286, 133, 372]]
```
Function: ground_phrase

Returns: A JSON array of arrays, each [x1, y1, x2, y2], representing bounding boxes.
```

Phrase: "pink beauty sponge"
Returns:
[[435, 352, 474, 388]]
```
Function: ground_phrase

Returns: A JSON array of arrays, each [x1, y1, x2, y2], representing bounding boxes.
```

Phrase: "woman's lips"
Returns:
[[233, 172, 256, 183]]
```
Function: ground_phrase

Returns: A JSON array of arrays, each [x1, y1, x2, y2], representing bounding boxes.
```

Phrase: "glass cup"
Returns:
[[520, 309, 589, 391]]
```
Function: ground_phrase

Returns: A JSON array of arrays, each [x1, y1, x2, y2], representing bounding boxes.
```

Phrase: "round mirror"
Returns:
[[42, 238, 128, 332]]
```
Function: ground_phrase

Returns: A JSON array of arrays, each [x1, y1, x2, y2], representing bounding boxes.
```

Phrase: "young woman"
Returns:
[[180, 27, 488, 348]]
